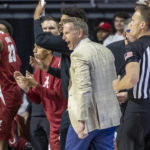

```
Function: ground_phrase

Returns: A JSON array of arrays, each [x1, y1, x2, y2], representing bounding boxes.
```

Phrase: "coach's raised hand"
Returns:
[[34, 0, 46, 20]]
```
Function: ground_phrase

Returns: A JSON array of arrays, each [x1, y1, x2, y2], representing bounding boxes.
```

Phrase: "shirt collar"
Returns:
[[74, 38, 88, 51]]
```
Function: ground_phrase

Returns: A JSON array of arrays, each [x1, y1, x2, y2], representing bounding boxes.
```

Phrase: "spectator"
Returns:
[[104, 11, 129, 46], [96, 22, 113, 46]]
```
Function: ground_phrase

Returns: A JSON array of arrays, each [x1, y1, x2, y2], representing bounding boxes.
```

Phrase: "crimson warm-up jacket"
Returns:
[[26, 56, 67, 129]]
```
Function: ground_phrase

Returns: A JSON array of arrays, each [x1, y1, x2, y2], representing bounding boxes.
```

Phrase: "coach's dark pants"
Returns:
[[117, 100, 150, 150]]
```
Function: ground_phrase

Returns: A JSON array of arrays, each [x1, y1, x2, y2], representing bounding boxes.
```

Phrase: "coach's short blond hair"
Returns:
[[137, 7, 150, 29], [63, 17, 88, 35]]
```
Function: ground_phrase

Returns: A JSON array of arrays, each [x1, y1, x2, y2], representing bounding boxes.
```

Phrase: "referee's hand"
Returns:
[[116, 92, 128, 103]]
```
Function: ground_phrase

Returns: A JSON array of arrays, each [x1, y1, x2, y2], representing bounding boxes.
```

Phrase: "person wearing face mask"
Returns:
[[22, 16, 60, 150], [16, 16, 67, 150]]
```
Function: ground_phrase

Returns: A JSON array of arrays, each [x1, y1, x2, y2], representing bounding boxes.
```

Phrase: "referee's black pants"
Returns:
[[117, 100, 150, 150]]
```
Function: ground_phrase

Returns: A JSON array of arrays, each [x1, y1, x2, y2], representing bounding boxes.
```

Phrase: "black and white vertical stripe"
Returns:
[[133, 46, 150, 99]]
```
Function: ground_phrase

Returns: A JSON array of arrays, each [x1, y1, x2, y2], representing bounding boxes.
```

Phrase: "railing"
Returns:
[[0, 0, 136, 19]]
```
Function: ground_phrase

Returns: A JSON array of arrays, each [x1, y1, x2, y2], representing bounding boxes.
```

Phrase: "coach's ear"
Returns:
[[78, 29, 84, 39], [140, 21, 146, 30]]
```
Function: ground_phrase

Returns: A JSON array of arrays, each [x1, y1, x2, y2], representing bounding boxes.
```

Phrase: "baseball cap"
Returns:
[[136, 0, 147, 5], [97, 22, 113, 32]]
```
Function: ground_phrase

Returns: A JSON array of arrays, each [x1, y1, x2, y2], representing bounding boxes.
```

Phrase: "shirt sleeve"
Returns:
[[124, 44, 140, 64], [33, 84, 57, 100], [26, 88, 41, 104], [25, 69, 42, 104], [34, 19, 71, 54]]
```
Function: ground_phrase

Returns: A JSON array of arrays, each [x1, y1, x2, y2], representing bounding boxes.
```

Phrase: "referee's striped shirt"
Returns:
[[124, 36, 150, 100]]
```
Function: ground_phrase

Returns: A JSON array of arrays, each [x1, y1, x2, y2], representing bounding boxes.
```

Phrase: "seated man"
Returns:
[[14, 45, 67, 150], [21, 16, 60, 150]]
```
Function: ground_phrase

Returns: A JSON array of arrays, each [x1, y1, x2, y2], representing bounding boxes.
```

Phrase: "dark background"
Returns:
[[0, 0, 136, 74]]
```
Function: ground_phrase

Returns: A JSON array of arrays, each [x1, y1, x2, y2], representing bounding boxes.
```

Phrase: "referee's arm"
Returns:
[[113, 62, 140, 93]]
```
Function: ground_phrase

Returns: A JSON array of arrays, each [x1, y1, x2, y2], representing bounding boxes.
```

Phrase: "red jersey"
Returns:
[[0, 32, 22, 107], [26, 56, 67, 128]]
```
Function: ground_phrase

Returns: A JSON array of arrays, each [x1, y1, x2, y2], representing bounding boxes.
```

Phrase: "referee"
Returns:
[[113, 8, 150, 150]]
